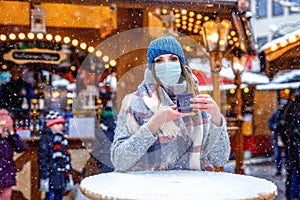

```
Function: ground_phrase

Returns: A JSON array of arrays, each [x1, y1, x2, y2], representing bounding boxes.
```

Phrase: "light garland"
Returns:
[[157, 8, 241, 52], [0, 32, 117, 70]]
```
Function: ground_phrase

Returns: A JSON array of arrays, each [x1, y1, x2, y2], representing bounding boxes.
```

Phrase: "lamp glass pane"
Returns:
[[203, 20, 218, 51], [219, 19, 231, 51], [232, 56, 246, 73]]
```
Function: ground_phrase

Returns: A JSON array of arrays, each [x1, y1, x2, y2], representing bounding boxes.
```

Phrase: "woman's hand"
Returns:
[[190, 94, 222, 126], [148, 105, 194, 134]]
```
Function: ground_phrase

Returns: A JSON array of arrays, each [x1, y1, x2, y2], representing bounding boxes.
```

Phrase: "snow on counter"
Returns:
[[80, 170, 277, 200]]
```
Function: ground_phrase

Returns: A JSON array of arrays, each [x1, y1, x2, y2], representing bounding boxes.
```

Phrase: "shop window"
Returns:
[[242, 87, 254, 114], [256, 0, 268, 19], [272, 34, 283, 40], [225, 90, 237, 118], [272, 0, 284, 16], [288, 0, 300, 13], [256, 36, 268, 49], [279, 88, 291, 100], [224, 87, 254, 118]]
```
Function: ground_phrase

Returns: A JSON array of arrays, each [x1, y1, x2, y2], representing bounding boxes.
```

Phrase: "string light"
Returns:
[[37, 33, 44, 40], [0, 34, 7, 41], [63, 36, 71, 43], [95, 50, 102, 57], [9, 33, 16, 40], [54, 35, 62, 42], [18, 33, 26, 40], [0, 32, 117, 68], [72, 39, 79, 46], [46, 34, 53, 41], [28, 32, 35, 39], [88, 46, 95, 53], [80, 42, 87, 50]]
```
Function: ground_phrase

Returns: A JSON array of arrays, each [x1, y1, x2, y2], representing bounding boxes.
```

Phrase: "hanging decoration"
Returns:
[[30, 3, 46, 34]]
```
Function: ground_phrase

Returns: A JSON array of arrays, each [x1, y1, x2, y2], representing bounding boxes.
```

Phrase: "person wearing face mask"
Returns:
[[111, 36, 230, 172]]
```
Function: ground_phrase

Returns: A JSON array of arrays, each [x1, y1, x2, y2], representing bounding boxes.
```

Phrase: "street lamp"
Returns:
[[30, 98, 40, 138], [67, 97, 73, 112], [232, 55, 246, 174], [202, 18, 231, 172], [202, 18, 231, 107]]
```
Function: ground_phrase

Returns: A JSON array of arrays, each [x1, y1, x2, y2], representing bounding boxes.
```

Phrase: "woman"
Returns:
[[111, 36, 230, 171]]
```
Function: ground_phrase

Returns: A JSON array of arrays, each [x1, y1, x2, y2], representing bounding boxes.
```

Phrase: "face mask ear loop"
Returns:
[[151, 63, 163, 106]]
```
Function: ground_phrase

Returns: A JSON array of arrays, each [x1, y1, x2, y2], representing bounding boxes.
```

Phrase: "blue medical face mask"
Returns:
[[155, 62, 182, 84]]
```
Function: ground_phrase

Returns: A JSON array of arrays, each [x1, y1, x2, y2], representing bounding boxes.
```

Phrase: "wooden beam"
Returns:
[[0, 1, 117, 29], [264, 40, 300, 62], [0, 1, 30, 25], [4, 0, 238, 10]]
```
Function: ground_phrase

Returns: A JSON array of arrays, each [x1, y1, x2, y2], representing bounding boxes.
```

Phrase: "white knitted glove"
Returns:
[[65, 175, 74, 191], [40, 178, 49, 192]]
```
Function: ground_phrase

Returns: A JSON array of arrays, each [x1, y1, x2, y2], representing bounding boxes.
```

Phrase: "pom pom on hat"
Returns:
[[46, 111, 65, 127], [0, 109, 13, 131], [147, 36, 186, 70]]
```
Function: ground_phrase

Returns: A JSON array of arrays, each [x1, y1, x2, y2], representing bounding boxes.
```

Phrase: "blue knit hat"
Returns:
[[147, 36, 186, 70], [46, 111, 65, 127]]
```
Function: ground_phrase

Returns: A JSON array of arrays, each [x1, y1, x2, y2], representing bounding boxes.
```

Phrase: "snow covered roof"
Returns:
[[271, 69, 300, 83], [220, 67, 270, 84], [199, 80, 300, 91], [259, 28, 300, 63], [260, 29, 300, 52], [241, 71, 270, 84], [196, 65, 270, 91], [256, 82, 300, 90], [189, 57, 268, 85], [256, 70, 300, 90]]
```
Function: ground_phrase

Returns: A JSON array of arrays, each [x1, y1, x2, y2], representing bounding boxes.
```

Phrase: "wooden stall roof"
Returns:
[[260, 29, 300, 79], [5, 0, 239, 8]]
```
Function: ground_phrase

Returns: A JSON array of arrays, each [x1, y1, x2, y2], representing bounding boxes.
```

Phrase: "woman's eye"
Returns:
[[154, 59, 162, 63], [170, 57, 179, 62]]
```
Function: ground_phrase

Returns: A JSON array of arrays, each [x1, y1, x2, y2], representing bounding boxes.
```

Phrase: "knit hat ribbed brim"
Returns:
[[147, 36, 186, 70], [46, 111, 65, 127]]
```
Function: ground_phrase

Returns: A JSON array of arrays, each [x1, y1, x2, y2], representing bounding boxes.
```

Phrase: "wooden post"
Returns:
[[210, 51, 224, 172], [209, 51, 222, 108], [31, 147, 41, 199], [234, 72, 245, 174]]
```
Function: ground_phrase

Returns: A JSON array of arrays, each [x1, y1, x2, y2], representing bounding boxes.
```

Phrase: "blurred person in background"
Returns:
[[83, 76, 117, 177], [0, 65, 34, 120], [268, 103, 285, 176], [277, 89, 300, 200], [38, 111, 74, 200], [0, 109, 25, 200]]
